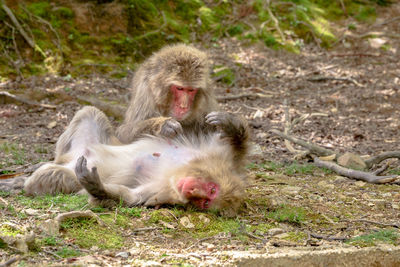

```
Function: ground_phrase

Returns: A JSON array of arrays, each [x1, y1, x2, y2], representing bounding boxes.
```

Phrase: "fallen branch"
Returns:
[[0, 0, 45, 57], [313, 157, 399, 184], [0, 256, 22, 267], [55, 210, 106, 226], [76, 95, 124, 120], [307, 76, 364, 87], [270, 129, 336, 157], [309, 232, 348, 241], [0, 91, 56, 109], [217, 93, 272, 101], [364, 151, 400, 168], [348, 219, 399, 229]]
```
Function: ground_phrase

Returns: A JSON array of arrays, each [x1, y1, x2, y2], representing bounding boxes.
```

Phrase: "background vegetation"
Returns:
[[0, 0, 393, 79]]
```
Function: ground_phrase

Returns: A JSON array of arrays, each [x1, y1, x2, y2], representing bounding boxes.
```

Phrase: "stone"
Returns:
[[268, 228, 284, 236], [337, 152, 367, 170]]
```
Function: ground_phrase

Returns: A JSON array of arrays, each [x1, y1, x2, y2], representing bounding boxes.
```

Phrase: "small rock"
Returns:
[[180, 216, 195, 229], [116, 251, 130, 258], [392, 204, 399, 209], [337, 152, 367, 170], [256, 132, 268, 139], [198, 214, 210, 224], [268, 228, 284, 236], [282, 186, 302, 195], [24, 208, 40, 216], [334, 176, 348, 183], [47, 121, 57, 129], [206, 243, 215, 251], [159, 221, 175, 229], [40, 219, 60, 235], [275, 233, 289, 239], [355, 181, 366, 187], [249, 143, 263, 156], [382, 192, 392, 197]]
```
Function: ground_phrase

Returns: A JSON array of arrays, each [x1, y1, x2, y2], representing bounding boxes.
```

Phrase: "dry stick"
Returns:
[[313, 157, 398, 184], [270, 129, 336, 157], [283, 99, 303, 154], [0, 256, 21, 267], [309, 232, 348, 241], [55, 210, 106, 227], [364, 151, 400, 168], [216, 93, 272, 101], [131, 227, 162, 232], [0, 0, 45, 57], [307, 76, 364, 87], [0, 91, 56, 109], [346, 219, 400, 229], [266, 0, 285, 42]]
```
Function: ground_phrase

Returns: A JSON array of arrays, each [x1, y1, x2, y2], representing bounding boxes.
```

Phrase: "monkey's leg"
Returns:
[[117, 117, 183, 143], [75, 156, 145, 206], [55, 106, 117, 161], [24, 163, 80, 195]]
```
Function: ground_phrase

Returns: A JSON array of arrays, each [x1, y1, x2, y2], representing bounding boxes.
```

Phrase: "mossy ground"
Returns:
[[0, 0, 392, 78]]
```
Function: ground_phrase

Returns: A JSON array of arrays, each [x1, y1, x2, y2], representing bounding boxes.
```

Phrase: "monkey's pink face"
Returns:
[[170, 84, 198, 120], [177, 177, 220, 210]]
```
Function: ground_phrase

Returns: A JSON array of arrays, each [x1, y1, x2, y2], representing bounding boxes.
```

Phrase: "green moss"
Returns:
[[56, 247, 82, 258], [268, 205, 306, 224], [16, 194, 88, 211], [284, 231, 308, 242], [347, 229, 399, 247], [61, 217, 124, 249], [212, 66, 235, 85], [0, 224, 23, 237]]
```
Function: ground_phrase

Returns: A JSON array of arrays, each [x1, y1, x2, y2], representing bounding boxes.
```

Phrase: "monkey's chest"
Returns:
[[132, 146, 194, 177]]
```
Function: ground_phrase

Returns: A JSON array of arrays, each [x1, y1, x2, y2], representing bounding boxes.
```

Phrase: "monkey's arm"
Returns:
[[206, 112, 250, 165], [117, 117, 183, 143], [75, 156, 167, 207]]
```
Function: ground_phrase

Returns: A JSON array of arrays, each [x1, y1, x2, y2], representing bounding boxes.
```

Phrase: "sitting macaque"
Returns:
[[19, 106, 249, 214], [116, 44, 218, 143]]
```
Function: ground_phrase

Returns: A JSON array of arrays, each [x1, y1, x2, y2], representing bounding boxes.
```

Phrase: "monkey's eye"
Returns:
[[188, 88, 195, 92], [210, 188, 216, 194], [176, 87, 184, 91]]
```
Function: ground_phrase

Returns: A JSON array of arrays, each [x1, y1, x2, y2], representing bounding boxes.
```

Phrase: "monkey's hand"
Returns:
[[75, 156, 108, 199], [160, 118, 183, 138], [206, 112, 244, 138]]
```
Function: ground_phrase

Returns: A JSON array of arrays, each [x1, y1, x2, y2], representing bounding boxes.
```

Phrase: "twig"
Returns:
[[134, 11, 167, 41], [0, 91, 56, 109], [0, 0, 45, 57], [216, 93, 272, 101], [309, 232, 348, 241], [131, 227, 162, 232], [307, 76, 364, 87], [186, 236, 214, 251], [270, 129, 336, 157], [55, 210, 106, 226], [266, 0, 285, 42], [345, 219, 400, 229], [245, 232, 267, 242], [364, 151, 400, 168], [313, 156, 399, 184], [43, 249, 62, 259], [0, 256, 22, 267], [283, 99, 303, 154]]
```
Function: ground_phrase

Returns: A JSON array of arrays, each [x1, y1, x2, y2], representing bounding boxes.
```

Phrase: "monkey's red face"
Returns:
[[177, 177, 220, 210], [170, 84, 198, 120]]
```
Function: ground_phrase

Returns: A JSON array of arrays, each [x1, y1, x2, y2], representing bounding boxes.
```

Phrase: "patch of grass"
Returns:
[[119, 207, 143, 217], [61, 217, 124, 249], [212, 66, 235, 85], [16, 194, 88, 211], [268, 205, 306, 224], [284, 231, 308, 242], [0, 142, 27, 166], [284, 162, 317, 175], [42, 236, 59, 246], [347, 229, 399, 247], [0, 224, 23, 237], [56, 247, 82, 258]]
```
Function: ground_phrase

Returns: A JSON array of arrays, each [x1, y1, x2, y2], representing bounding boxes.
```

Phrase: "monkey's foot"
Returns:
[[160, 118, 183, 138], [75, 156, 108, 199]]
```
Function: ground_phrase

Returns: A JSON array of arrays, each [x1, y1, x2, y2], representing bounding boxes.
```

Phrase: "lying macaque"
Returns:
[[21, 106, 249, 214]]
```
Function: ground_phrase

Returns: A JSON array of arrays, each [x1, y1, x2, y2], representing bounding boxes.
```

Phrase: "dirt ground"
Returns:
[[1, 4, 400, 266]]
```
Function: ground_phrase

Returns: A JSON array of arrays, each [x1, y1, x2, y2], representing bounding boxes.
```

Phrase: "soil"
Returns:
[[0, 4, 400, 266]]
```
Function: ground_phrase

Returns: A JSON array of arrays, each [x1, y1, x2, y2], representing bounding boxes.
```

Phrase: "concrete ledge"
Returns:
[[234, 245, 400, 267]]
